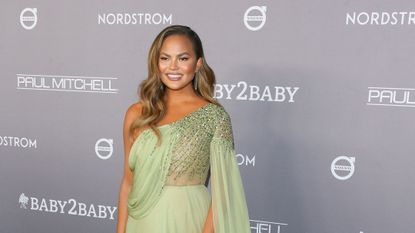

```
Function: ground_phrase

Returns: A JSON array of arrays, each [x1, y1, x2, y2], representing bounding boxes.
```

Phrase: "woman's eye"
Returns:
[[160, 57, 168, 61], [179, 57, 189, 61]]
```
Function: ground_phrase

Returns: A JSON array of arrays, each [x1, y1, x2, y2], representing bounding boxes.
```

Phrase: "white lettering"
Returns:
[[367, 87, 415, 107], [97, 13, 172, 25], [24, 195, 117, 220], [214, 82, 299, 103], [346, 11, 415, 25]]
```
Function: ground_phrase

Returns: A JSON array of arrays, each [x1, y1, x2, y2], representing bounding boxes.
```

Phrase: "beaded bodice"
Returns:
[[164, 102, 215, 186], [128, 102, 234, 187]]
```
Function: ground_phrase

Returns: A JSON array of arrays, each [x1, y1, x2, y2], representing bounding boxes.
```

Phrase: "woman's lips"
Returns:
[[167, 74, 182, 81]]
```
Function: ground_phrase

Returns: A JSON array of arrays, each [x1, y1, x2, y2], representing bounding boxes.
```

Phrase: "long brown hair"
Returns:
[[129, 25, 220, 145]]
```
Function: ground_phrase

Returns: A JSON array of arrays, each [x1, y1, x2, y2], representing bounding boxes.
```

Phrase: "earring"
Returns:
[[193, 74, 198, 90], [160, 83, 164, 91]]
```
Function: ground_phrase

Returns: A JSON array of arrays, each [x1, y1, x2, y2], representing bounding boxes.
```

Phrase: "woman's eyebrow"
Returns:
[[160, 52, 191, 57]]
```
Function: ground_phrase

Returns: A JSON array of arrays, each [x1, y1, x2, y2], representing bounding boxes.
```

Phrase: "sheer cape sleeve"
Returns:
[[210, 109, 250, 233]]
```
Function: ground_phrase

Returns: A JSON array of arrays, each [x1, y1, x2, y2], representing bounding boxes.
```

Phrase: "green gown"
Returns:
[[126, 102, 250, 233]]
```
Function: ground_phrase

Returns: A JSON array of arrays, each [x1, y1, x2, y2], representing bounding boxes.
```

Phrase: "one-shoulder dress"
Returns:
[[125, 102, 250, 233]]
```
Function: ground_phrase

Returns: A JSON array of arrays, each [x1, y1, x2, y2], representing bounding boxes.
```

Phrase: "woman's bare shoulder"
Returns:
[[125, 101, 143, 122]]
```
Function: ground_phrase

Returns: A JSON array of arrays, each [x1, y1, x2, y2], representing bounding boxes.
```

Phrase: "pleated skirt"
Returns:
[[126, 185, 211, 233]]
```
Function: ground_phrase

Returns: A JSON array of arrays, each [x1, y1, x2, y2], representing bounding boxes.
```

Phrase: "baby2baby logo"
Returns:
[[18, 192, 117, 220]]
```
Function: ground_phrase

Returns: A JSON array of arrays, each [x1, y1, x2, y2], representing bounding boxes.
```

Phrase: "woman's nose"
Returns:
[[169, 60, 178, 70]]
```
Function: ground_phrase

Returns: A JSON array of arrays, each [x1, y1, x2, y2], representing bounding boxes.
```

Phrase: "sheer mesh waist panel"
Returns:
[[165, 172, 209, 186]]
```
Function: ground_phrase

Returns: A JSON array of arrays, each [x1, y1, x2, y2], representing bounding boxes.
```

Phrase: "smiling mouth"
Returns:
[[166, 73, 182, 81]]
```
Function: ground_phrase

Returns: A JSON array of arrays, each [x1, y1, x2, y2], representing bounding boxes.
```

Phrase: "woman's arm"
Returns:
[[208, 108, 251, 233], [116, 103, 141, 233], [202, 201, 214, 233]]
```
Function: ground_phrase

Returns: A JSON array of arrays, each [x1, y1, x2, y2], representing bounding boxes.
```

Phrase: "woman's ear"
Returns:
[[196, 57, 203, 72]]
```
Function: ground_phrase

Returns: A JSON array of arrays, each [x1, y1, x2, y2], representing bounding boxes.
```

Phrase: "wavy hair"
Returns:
[[129, 25, 220, 145]]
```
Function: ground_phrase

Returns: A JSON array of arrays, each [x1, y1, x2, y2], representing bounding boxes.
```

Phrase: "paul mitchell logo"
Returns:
[[214, 81, 299, 103], [331, 156, 355, 180], [20, 8, 38, 30], [244, 6, 267, 31], [367, 87, 415, 108], [250, 219, 288, 233], [95, 138, 113, 160], [16, 74, 118, 94], [19, 192, 117, 220]]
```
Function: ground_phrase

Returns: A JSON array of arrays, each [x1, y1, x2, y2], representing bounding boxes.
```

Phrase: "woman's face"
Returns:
[[158, 34, 202, 92]]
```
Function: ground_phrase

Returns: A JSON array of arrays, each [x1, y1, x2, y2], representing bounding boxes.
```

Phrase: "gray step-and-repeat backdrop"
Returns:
[[1, 1, 415, 233]]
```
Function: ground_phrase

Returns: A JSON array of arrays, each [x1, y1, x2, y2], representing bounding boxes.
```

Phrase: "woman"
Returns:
[[116, 25, 250, 233]]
